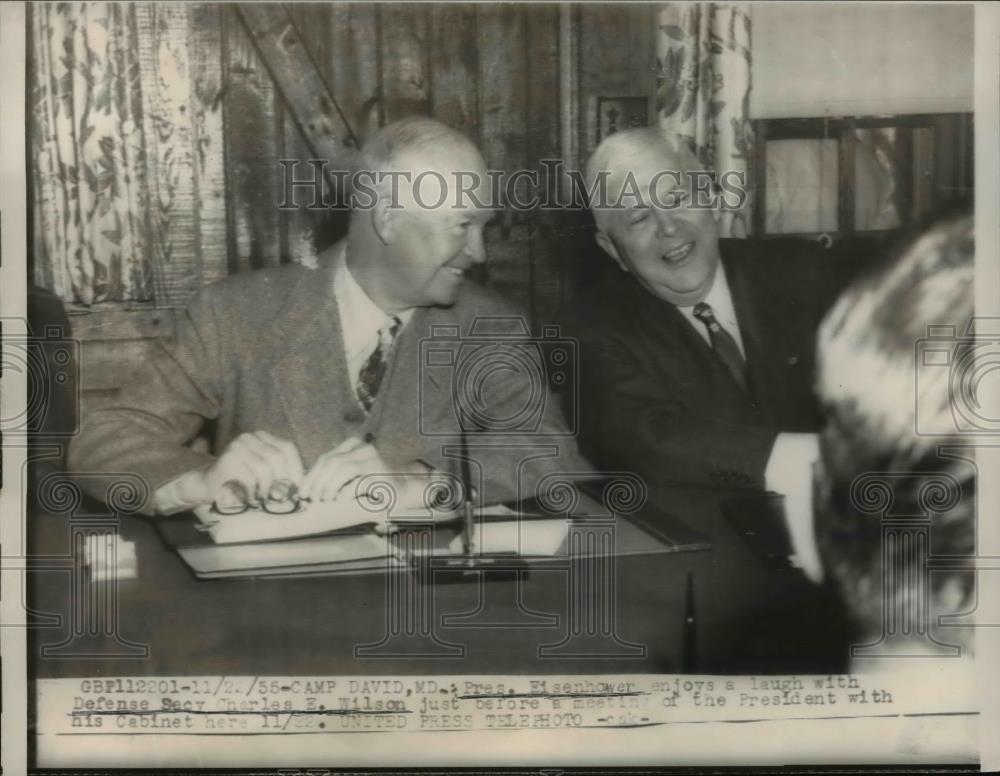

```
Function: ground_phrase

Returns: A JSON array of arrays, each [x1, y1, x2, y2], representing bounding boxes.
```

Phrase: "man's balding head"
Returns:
[[585, 128, 700, 226], [355, 116, 481, 181], [345, 117, 491, 312]]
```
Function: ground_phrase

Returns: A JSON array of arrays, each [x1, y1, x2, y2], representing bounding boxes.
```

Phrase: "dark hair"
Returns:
[[813, 213, 976, 651]]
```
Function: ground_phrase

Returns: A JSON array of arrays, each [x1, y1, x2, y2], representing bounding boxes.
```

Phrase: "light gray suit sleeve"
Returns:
[[67, 288, 227, 514]]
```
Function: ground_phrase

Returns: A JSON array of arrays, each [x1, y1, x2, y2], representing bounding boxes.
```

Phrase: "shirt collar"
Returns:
[[680, 259, 739, 329], [332, 244, 414, 362]]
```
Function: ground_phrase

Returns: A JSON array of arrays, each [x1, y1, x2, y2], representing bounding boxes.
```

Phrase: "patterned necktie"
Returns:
[[356, 315, 402, 412], [692, 302, 747, 393]]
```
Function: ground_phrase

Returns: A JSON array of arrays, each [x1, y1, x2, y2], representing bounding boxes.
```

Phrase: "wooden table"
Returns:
[[27, 484, 852, 679]]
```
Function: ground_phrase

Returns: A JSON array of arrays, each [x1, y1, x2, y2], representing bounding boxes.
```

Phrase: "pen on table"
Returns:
[[681, 571, 697, 673], [460, 429, 476, 557]]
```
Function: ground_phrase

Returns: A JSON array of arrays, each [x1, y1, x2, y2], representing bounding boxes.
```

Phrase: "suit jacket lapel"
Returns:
[[273, 264, 357, 465], [723, 244, 790, 423], [634, 270, 751, 406], [633, 278, 703, 361]]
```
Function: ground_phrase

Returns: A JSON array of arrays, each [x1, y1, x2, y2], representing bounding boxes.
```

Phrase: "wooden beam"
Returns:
[[222, 7, 282, 272], [379, 4, 431, 123], [429, 4, 479, 140], [837, 120, 857, 235], [328, 3, 380, 141], [559, 4, 581, 204], [477, 5, 530, 304], [134, 3, 203, 307], [752, 119, 768, 237], [188, 3, 229, 285], [281, 4, 333, 264], [236, 3, 357, 169], [68, 308, 177, 342], [527, 4, 565, 326]]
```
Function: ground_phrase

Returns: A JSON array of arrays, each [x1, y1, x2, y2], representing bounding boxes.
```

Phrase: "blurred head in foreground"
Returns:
[[814, 214, 976, 657]]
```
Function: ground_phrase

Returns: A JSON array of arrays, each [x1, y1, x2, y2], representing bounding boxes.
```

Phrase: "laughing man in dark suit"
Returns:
[[574, 128, 852, 576]]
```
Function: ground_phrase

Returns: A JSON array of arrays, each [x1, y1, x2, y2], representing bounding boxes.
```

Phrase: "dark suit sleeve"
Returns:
[[577, 326, 777, 490], [67, 288, 226, 514]]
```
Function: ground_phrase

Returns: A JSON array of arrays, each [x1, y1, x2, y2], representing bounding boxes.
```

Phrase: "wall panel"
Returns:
[[49, 1, 658, 400], [477, 4, 531, 303], [222, 5, 283, 273], [379, 4, 431, 123]]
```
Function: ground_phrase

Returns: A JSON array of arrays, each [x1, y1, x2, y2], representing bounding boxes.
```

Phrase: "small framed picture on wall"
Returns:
[[597, 96, 649, 141]]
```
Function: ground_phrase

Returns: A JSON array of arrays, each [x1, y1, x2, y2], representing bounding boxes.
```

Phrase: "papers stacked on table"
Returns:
[[157, 496, 707, 579]]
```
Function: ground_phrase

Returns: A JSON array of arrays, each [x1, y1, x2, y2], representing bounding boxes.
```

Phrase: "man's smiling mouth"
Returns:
[[662, 242, 694, 264]]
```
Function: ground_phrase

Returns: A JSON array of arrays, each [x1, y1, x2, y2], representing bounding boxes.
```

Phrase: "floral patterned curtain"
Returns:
[[655, 3, 753, 237], [30, 2, 153, 304]]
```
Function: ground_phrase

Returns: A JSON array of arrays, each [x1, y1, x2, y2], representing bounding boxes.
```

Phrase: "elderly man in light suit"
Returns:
[[70, 117, 585, 516]]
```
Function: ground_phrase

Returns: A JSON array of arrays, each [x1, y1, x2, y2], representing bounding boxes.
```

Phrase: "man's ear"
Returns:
[[595, 230, 628, 273], [371, 198, 395, 245]]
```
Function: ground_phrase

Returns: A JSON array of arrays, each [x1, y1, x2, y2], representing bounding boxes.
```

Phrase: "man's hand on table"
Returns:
[[155, 431, 442, 516], [173, 430, 304, 508], [300, 436, 442, 515], [765, 431, 823, 584]]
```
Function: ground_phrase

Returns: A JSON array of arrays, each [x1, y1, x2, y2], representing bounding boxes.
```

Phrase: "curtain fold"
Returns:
[[655, 3, 753, 237], [30, 2, 153, 304]]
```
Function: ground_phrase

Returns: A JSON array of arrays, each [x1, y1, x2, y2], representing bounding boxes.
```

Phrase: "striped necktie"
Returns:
[[356, 315, 402, 412], [692, 302, 747, 393]]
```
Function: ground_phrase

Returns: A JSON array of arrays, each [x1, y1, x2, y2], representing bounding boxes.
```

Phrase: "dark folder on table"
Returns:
[[156, 517, 400, 579], [720, 491, 795, 564], [156, 495, 710, 580]]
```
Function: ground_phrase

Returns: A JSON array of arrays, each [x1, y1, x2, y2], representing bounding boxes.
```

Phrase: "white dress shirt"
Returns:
[[331, 244, 414, 397], [677, 261, 822, 581], [676, 261, 746, 357]]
